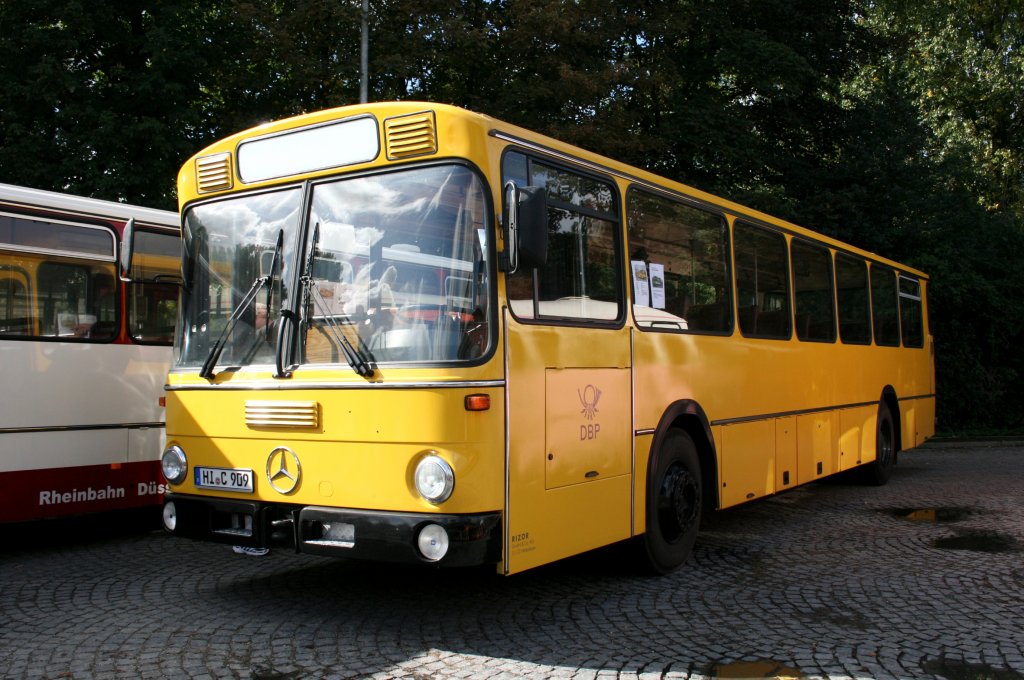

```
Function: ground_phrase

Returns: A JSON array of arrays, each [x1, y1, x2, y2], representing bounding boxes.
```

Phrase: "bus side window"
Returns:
[[503, 152, 622, 323], [35, 259, 118, 340], [0, 267, 32, 336], [836, 253, 871, 344], [734, 221, 791, 340], [129, 229, 181, 345], [791, 239, 836, 342], [899, 276, 924, 348], [870, 264, 900, 347], [89, 272, 117, 339], [626, 189, 732, 333]]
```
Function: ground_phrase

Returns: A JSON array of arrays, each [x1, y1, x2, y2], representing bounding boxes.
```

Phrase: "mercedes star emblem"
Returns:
[[266, 446, 301, 494]]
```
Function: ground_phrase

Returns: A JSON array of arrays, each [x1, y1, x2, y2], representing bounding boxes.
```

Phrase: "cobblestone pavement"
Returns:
[[1, 442, 1022, 680]]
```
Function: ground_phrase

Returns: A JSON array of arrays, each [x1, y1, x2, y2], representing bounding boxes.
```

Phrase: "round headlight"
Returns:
[[417, 523, 450, 562], [414, 455, 454, 504], [161, 445, 188, 485]]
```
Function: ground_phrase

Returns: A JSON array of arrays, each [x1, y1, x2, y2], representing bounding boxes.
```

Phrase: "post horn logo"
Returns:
[[578, 384, 601, 421], [266, 446, 301, 494]]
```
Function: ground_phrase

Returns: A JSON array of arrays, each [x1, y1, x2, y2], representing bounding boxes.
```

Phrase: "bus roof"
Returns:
[[0, 182, 179, 230]]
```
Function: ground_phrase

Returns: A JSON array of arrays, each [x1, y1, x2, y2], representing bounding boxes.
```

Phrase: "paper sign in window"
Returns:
[[631, 260, 650, 307]]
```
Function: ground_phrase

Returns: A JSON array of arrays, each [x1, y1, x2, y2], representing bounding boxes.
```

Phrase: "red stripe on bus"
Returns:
[[0, 461, 165, 523]]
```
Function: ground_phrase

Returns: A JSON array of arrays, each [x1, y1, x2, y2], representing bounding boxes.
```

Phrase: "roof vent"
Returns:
[[384, 111, 438, 160], [196, 152, 234, 193]]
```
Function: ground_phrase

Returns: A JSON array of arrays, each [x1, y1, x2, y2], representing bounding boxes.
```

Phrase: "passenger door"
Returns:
[[501, 152, 633, 574]]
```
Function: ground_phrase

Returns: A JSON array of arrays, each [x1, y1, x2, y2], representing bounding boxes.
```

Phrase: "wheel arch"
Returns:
[[648, 400, 719, 513]]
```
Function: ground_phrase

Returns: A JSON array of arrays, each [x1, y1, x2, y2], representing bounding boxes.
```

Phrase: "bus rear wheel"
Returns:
[[641, 428, 702, 574], [861, 402, 896, 486]]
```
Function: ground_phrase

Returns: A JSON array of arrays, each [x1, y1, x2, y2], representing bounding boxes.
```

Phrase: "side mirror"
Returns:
[[118, 218, 136, 282], [504, 182, 548, 273]]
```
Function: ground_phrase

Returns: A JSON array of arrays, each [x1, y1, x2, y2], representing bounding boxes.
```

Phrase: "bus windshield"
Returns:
[[176, 164, 492, 372]]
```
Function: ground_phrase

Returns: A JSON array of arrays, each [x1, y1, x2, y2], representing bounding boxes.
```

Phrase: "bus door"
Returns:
[[501, 155, 633, 574]]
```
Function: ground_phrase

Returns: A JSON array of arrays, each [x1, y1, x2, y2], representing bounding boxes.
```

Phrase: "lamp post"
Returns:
[[360, 0, 369, 103]]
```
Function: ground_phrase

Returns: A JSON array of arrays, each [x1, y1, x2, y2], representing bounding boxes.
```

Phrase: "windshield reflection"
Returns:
[[175, 164, 492, 373], [301, 165, 491, 365], [177, 188, 301, 370]]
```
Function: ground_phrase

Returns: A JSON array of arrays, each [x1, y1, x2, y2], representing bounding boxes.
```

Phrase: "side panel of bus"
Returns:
[[0, 186, 178, 522], [0, 341, 170, 521]]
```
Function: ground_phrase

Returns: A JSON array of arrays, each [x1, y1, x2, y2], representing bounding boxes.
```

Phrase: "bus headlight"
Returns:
[[417, 523, 450, 561], [414, 455, 454, 504], [161, 445, 188, 485]]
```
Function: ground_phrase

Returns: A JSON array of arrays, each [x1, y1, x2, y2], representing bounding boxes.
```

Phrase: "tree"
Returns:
[[0, 0, 236, 208]]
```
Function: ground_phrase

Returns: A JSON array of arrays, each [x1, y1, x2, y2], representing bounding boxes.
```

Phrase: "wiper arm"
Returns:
[[301, 275, 375, 377], [198, 274, 269, 379], [200, 230, 284, 380]]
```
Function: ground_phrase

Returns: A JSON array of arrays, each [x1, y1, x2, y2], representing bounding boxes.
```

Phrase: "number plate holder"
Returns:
[[194, 466, 255, 493]]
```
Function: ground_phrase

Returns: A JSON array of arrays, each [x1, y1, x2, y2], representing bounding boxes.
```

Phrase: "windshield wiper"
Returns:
[[300, 222, 375, 378], [301, 276, 374, 377], [199, 230, 284, 380]]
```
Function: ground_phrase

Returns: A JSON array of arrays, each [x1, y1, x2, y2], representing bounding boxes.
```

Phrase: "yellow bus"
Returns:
[[150, 102, 934, 574]]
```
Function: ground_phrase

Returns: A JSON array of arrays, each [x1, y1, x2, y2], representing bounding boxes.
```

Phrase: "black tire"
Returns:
[[640, 428, 703, 574], [861, 402, 896, 486]]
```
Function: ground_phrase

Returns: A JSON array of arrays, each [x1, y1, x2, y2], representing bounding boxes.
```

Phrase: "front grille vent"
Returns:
[[245, 400, 319, 429], [196, 153, 234, 193], [384, 111, 438, 160]]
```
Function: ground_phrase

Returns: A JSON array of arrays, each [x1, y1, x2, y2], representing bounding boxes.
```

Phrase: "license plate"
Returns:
[[194, 466, 254, 493]]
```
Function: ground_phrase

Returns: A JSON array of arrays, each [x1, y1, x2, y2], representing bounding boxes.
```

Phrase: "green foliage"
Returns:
[[0, 0, 1021, 428]]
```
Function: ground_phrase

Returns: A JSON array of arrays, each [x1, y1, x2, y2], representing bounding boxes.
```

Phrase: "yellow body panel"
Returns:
[[544, 367, 632, 489], [839, 405, 878, 471], [721, 420, 776, 506], [504, 316, 632, 574], [165, 384, 505, 515], [775, 418, 798, 490]]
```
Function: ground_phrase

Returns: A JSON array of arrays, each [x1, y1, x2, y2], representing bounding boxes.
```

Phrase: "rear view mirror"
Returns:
[[118, 218, 136, 282], [504, 182, 548, 273]]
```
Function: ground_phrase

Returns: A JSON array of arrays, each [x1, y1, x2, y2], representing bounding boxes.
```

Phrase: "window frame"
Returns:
[[790, 237, 837, 344], [898, 273, 925, 349], [834, 252, 873, 346], [733, 220, 793, 341], [0, 212, 121, 344], [624, 185, 733, 336], [501, 148, 626, 328], [870, 262, 901, 347]]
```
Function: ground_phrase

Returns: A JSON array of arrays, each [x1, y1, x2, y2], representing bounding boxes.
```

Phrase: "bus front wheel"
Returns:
[[641, 428, 702, 574]]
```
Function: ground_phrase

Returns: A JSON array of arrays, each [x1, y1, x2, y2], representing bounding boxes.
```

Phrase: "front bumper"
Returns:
[[164, 493, 502, 567]]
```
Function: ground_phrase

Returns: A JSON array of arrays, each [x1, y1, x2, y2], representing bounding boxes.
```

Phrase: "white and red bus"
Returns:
[[0, 183, 180, 522]]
